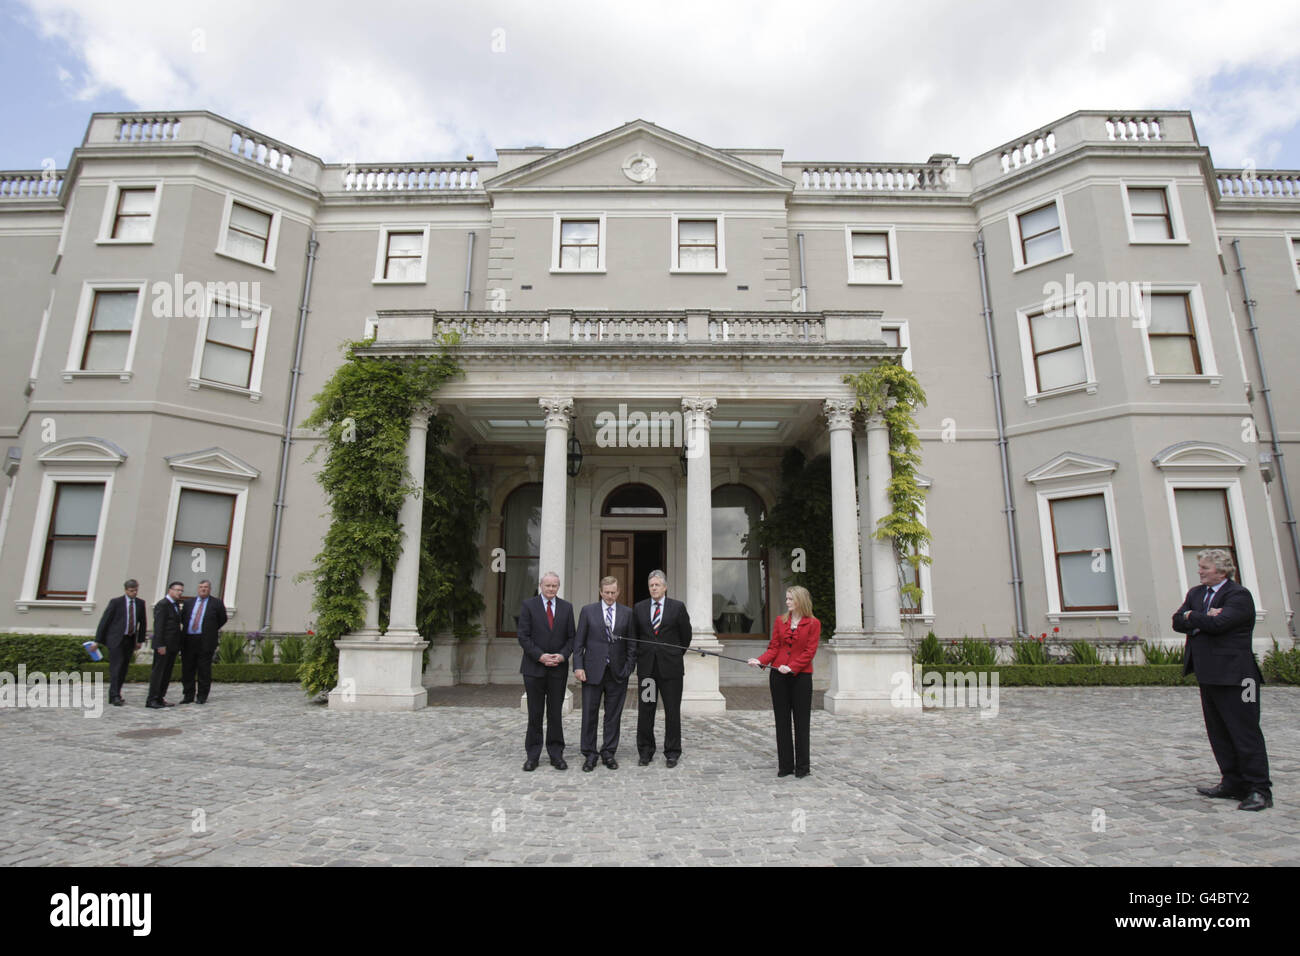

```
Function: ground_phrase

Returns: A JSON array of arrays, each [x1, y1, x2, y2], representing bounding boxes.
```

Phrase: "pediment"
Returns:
[[484, 121, 792, 192], [36, 437, 127, 466], [165, 447, 260, 480], [1025, 452, 1118, 484], [1152, 441, 1248, 470]]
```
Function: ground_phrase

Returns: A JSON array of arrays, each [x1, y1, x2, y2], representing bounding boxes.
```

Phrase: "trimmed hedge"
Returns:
[[0, 634, 97, 672], [79, 662, 302, 683], [914, 665, 1198, 686]]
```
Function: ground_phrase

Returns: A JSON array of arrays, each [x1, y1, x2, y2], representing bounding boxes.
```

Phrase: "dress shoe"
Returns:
[[522, 759, 539, 771], [795, 769, 811, 778], [145, 701, 164, 709], [666, 757, 678, 768], [179, 697, 195, 705], [777, 770, 793, 778], [638, 756, 652, 766], [551, 758, 567, 771], [1197, 783, 1247, 800], [111, 698, 124, 707], [1238, 791, 1273, 811], [582, 757, 597, 772], [196, 698, 207, 705], [157, 700, 175, 707], [603, 758, 619, 770]]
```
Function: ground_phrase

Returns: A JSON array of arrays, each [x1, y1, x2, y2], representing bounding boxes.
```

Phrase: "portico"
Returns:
[[332, 309, 920, 714]]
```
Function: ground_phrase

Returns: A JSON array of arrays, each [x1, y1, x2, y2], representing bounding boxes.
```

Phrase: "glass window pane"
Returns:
[[499, 557, 539, 632], [712, 559, 765, 633], [229, 203, 270, 238], [679, 220, 716, 244], [46, 541, 95, 593], [1052, 495, 1109, 552], [1147, 295, 1190, 334], [225, 230, 266, 262], [386, 256, 422, 280], [83, 333, 130, 371], [206, 308, 258, 349], [880, 328, 900, 347], [200, 342, 252, 387], [712, 485, 763, 557], [387, 232, 423, 255], [679, 246, 716, 270], [1058, 552, 1118, 607], [91, 292, 138, 331], [852, 233, 888, 256], [561, 221, 598, 244], [1024, 230, 1064, 263], [1029, 310, 1081, 351], [578, 246, 598, 269], [113, 218, 152, 241], [853, 258, 890, 282], [1149, 336, 1198, 374], [1036, 345, 1086, 390], [118, 188, 155, 214], [1019, 203, 1060, 238], [559, 247, 580, 270], [1133, 217, 1172, 241], [52, 484, 104, 535], [1128, 188, 1167, 215], [503, 485, 543, 555], [174, 490, 235, 545], [1175, 489, 1231, 545], [169, 545, 227, 598]]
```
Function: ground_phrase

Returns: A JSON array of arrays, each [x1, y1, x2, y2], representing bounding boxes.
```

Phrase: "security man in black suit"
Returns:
[[146, 581, 186, 709], [95, 578, 147, 706], [517, 571, 576, 771], [180, 578, 228, 704], [1172, 548, 1273, 811], [573, 576, 636, 771], [633, 569, 692, 767]]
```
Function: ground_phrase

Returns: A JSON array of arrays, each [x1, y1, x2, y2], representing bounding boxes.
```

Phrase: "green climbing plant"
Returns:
[[297, 339, 472, 696], [843, 363, 931, 609]]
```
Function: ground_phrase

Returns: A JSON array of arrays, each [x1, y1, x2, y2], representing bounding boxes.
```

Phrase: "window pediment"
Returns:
[[36, 437, 127, 467], [165, 447, 260, 480], [1025, 452, 1118, 484], [1152, 441, 1248, 470]]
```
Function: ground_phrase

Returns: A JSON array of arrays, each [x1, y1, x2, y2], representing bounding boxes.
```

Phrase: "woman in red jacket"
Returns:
[[748, 585, 820, 778]]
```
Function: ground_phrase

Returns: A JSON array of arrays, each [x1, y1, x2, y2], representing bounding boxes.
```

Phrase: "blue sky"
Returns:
[[2, 0, 1298, 173]]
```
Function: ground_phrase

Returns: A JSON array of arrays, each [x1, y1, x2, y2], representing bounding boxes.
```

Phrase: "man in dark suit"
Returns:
[[633, 570, 692, 767], [180, 578, 228, 704], [146, 581, 186, 709], [517, 571, 576, 771], [573, 576, 637, 771], [95, 578, 146, 706], [1172, 548, 1273, 811]]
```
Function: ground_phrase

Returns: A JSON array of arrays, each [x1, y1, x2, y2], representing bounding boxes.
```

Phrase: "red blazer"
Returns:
[[758, 615, 821, 675]]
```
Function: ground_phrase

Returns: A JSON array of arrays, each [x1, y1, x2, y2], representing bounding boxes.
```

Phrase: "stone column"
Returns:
[[866, 412, 903, 638], [681, 397, 725, 713], [330, 406, 433, 712], [823, 402, 918, 715], [538, 397, 573, 598]]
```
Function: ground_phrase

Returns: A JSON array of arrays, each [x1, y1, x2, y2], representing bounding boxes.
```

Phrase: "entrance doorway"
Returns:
[[600, 531, 666, 606]]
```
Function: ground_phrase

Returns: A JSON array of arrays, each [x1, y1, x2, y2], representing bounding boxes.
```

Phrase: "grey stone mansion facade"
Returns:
[[1, 108, 1297, 709]]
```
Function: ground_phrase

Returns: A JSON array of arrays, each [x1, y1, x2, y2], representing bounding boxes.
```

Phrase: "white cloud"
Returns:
[[17, 0, 1300, 167]]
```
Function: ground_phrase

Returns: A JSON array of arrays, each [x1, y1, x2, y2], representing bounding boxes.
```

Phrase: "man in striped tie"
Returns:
[[633, 570, 693, 767], [573, 577, 636, 771]]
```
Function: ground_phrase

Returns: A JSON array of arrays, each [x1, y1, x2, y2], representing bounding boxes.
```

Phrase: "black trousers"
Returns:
[[523, 667, 569, 762], [180, 634, 216, 701], [770, 670, 812, 774], [636, 667, 684, 760], [146, 645, 178, 704], [580, 670, 628, 760], [106, 640, 134, 701], [1200, 682, 1272, 797]]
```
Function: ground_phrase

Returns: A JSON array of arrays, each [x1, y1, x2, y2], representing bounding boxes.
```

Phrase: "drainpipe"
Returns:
[[796, 231, 808, 338], [1230, 239, 1300, 629], [262, 231, 318, 630], [463, 231, 475, 310], [975, 231, 1028, 639]]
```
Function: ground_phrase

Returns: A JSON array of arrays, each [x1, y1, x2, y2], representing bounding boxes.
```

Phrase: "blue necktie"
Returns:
[[190, 598, 205, 634]]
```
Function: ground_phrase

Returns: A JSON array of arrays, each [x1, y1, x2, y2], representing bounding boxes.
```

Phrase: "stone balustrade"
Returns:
[[791, 163, 957, 192], [340, 164, 488, 192], [0, 170, 63, 199], [1216, 169, 1300, 199]]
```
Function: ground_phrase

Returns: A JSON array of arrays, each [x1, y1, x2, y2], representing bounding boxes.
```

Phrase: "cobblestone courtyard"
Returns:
[[2, 684, 1296, 866]]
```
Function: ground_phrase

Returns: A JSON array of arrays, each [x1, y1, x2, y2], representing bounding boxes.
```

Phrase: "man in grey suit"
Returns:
[[95, 578, 146, 706], [517, 571, 575, 771], [573, 576, 637, 771]]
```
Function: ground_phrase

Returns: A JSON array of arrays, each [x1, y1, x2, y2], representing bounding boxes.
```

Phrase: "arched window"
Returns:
[[601, 483, 666, 517], [711, 484, 767, 636], [498, 483, 542, 635]]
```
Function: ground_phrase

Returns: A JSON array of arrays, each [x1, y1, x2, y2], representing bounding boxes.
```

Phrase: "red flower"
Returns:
[[1052, 627, 1060, 634]]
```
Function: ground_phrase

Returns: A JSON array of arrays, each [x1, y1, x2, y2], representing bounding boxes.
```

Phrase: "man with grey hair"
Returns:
[[180, 579, 228, 705], [1172, 548, 1273, 810], [516, 571, 575, 771], [632, 569, 692, 767]]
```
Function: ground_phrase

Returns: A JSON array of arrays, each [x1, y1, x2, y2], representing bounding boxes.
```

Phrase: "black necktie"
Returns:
[[1204, 586, 1215, 613]]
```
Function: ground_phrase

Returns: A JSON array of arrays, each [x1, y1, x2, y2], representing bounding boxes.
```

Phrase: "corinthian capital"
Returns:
[[823, 399, 857, 431], [681, 397, 717, 423], [538, 397, 574, 428]]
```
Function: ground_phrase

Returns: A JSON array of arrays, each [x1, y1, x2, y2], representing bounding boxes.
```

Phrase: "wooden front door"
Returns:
[[600, 531, 666, 606]]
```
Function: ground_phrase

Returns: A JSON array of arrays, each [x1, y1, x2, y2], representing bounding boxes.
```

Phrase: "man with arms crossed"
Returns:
[[517, 571, 575, 771], [633, 570, 692, 767], [1172, 548, 1273, 811], [573, 576, 636, 772]]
